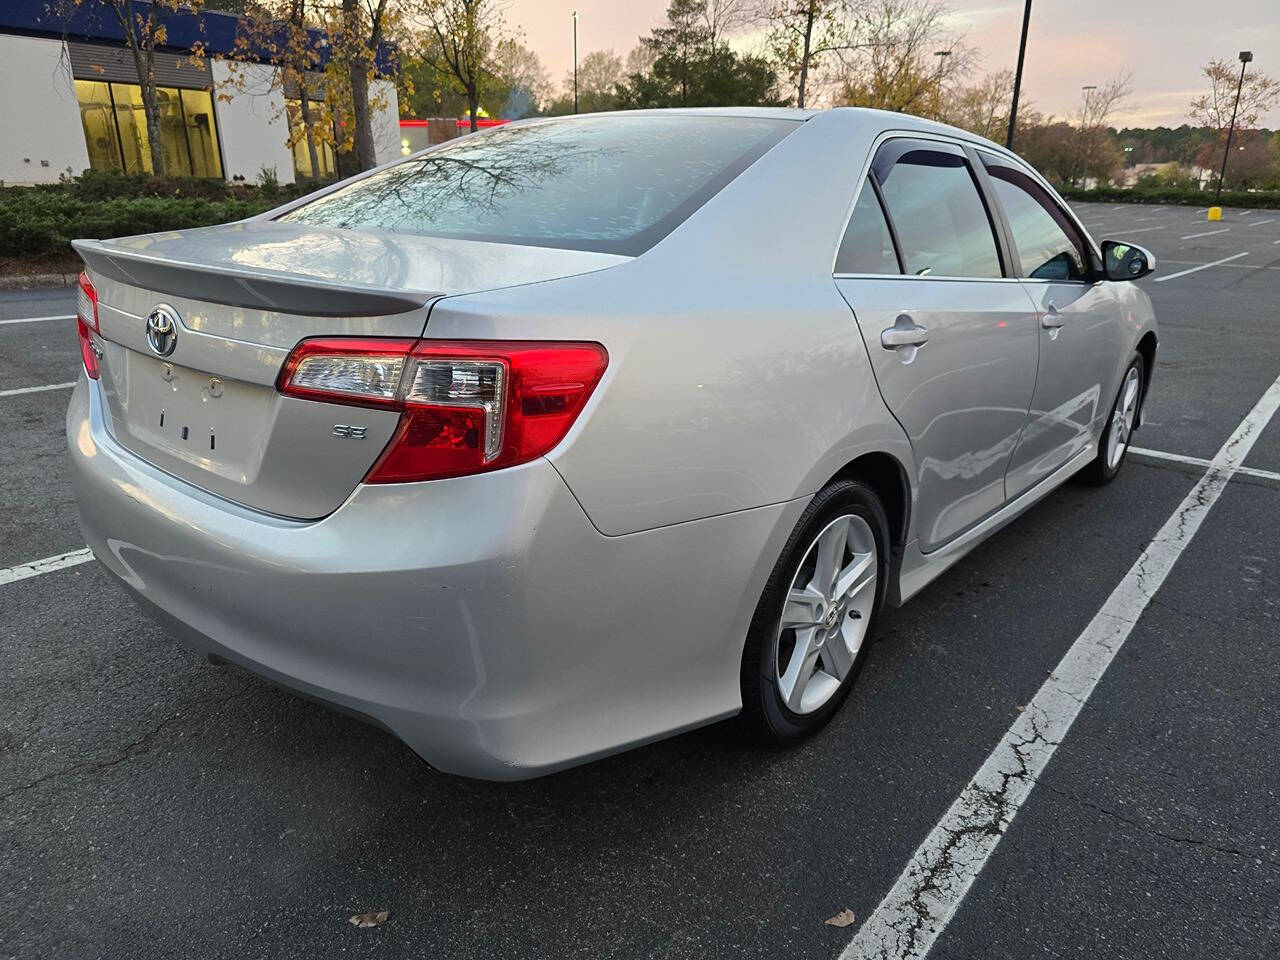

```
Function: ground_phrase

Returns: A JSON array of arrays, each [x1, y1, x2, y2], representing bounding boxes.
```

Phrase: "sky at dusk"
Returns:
[[507, 0, 1280, 128]]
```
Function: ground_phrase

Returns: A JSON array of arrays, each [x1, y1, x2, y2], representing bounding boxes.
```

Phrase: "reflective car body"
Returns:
[[67, 108, 1157, 779]]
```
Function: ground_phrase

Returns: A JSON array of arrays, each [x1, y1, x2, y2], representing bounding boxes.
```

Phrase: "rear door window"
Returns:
[[874, 144, 1003, 279], [981, 154, 1090, 281], [835, 177, 902, 275], [278, 115, 797, 256]]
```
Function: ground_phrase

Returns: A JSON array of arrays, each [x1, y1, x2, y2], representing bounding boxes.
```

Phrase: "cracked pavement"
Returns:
[[4, 202, 1280, 959]]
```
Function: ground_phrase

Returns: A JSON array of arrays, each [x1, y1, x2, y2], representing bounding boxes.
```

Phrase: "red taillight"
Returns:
[[277, 338, 609, 483], [76, 271, 100, 380]]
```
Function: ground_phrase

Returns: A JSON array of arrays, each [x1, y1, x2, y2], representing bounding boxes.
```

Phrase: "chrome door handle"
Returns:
[[881, 316, 929, 349], [1041, 302, 1064, 329]]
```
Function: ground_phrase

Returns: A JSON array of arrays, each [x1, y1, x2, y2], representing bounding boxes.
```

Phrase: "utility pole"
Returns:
[[1215, 50, 1253, 202], [1006, 0, 1032, 149], [572, 10, 580, 114]]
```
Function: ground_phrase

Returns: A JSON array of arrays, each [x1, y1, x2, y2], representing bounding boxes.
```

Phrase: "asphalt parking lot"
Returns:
[[2, 201, 1279, 960]]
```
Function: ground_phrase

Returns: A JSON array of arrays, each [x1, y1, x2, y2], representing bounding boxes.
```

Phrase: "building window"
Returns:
[[286, 98, 337, 181], [74, 79, 223, 179], [75, 80, 122, 172], [181, 89, 222, 179]]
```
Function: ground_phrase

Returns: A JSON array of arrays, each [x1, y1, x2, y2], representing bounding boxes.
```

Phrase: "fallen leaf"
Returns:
[[349, 910, 390, 928], [824, 908, 856, 928]]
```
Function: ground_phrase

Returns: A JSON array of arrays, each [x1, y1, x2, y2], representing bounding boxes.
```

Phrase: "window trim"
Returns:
[[832, 131, 1022, 283], [834, 133, 1013, 281]]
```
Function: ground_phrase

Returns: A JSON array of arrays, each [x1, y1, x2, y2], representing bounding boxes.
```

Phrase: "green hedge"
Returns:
[[1057, 185, 1280, 209], [0, 169, 330, 261], [0, 191, 279, 258]]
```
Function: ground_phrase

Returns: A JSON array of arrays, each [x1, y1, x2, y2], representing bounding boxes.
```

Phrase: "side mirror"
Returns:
[[1100, 240, 1155, 281]]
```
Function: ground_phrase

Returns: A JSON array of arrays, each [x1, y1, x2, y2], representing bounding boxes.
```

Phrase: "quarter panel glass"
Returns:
[[835, 177, 900, 275]]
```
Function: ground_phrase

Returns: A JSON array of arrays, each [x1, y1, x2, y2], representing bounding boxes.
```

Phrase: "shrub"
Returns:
[[0, 169, 325, 260], [0, 191, 275, 258], [1056, 185, 1280, 208]]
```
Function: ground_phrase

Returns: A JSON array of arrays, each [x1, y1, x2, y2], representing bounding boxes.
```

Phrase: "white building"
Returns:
[[0, 0, 399, 187]]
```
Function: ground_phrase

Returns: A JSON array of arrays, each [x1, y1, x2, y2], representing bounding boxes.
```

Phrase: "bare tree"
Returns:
[[1075, 71, 1132, 183], [759, 0, 858, 108], [624, 42, 656, 78], [836, 0, 973, 117], [702, 0, 754, 46], [944, 68, 1018, 141], [1188, 57, 1280, 133], [556, 49, 623, 113]]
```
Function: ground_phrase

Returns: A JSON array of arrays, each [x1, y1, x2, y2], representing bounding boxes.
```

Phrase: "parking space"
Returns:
[[2, 201, 1279, 959], [933, 479, 1280, 960]]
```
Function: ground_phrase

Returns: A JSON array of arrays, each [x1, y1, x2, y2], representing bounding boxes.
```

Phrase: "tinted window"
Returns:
[[876, 148, 1002, 279], [279, 115, 796, 256], [983, 158, 1088, 281], [835, 178, 901, 274]]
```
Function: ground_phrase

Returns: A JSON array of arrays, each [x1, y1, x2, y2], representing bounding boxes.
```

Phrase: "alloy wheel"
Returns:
[[1106, 366, 1142, 470], [774, 514, 878, 715]]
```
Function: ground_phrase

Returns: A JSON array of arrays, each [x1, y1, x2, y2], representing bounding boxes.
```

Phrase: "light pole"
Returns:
[[1006, 0, 1033, 149], [572, 10, 580, 114], [932, 50, 950, 116], [1215, 50, 1253, 202]]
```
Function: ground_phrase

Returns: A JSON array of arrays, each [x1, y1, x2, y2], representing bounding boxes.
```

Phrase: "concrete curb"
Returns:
[[0, 272, 79, 290]]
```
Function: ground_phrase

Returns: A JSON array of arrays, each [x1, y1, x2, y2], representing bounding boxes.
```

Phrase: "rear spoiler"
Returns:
[[72, 239, 436, 318]]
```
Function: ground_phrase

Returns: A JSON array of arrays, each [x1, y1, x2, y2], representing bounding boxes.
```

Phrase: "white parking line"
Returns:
[[1131, 447, 1280, 483], [0, 313, 75, 326], [0, 382, 76, 398], [1106, 225, 1166, 235], [1251, 218, 1277, 226], [1180, 227, 1231, 240], [1153, 252, 1250, 282], [841, 371, 1280, 960], [0, 548, 94, 587]]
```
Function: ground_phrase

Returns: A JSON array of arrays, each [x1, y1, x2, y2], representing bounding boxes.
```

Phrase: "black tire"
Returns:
[[1078, 352, 1145, 486], [739, 478, 890, 743]]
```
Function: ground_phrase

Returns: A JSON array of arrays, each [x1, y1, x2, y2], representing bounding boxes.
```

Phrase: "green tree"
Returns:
[[412, 0, 505, 132], [616, 0, 784, 108]]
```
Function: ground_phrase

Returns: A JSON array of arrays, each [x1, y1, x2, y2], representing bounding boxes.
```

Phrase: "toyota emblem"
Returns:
[[145, 305, 180, 358]]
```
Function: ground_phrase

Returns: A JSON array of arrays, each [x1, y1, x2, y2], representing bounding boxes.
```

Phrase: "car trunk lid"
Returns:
[[73, 221, 626, 519]]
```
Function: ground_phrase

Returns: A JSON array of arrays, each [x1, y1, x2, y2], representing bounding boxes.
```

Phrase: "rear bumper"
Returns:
[[67, 375, 798, 779]]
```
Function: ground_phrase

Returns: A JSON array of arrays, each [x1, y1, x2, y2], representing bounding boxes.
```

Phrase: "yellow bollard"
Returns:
[[1208, 206, 1222, 221]]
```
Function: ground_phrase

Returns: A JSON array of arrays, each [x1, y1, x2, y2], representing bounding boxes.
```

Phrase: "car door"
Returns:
[[834, 139, 1039, 552], [978, 151, 1129, 498]]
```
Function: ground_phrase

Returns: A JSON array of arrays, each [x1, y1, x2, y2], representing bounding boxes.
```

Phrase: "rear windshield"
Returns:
[[278, 115, 797, 256]]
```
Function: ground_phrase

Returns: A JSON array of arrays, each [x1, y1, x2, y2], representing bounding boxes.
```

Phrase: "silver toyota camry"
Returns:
[[67, 108, 1157, 780]]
